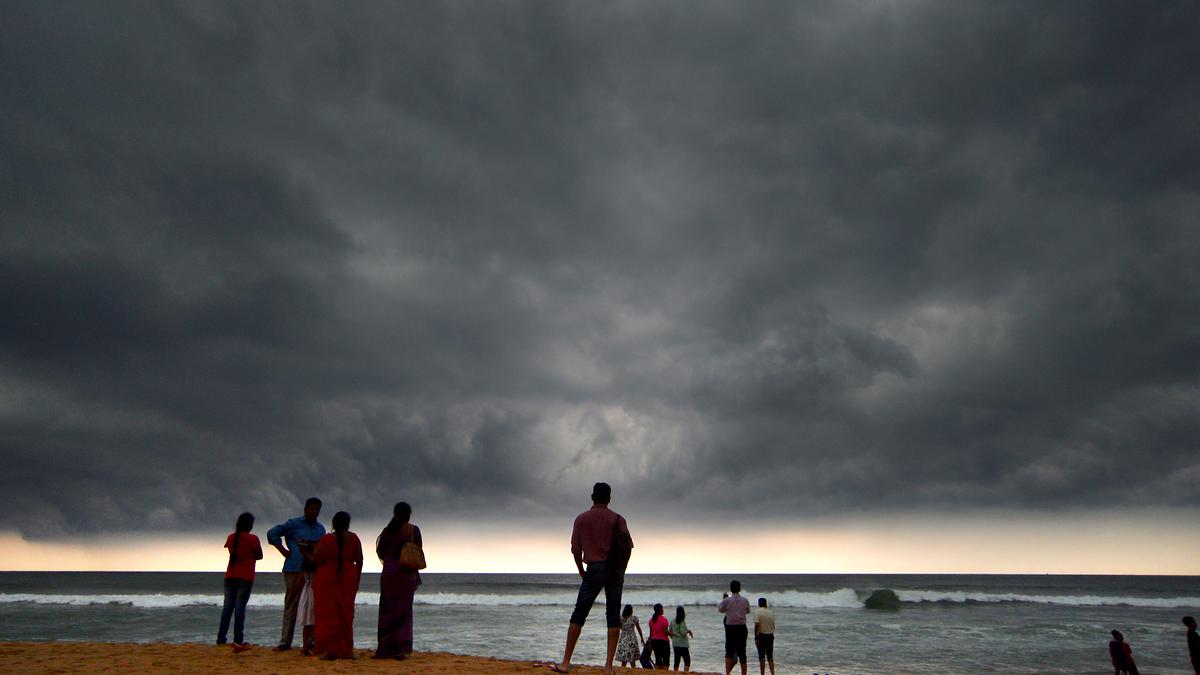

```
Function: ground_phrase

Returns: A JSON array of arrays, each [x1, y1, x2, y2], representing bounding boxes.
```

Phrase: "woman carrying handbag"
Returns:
[[374, 501, 425, 660]]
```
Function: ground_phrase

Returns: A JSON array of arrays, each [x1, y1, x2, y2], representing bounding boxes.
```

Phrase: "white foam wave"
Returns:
[[3, 588, 1195, 610], [0, 592, 380, 609], [414, 588, 862, 608], [895, 590, 1200, 608], [0, 588, 863, 609]]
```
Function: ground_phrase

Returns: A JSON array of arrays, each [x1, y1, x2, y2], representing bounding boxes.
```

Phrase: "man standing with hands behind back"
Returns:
[[267, 497, 325, 651], [550, 482, 633, 675]]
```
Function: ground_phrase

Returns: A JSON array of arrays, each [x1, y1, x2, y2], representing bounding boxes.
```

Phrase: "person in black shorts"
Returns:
[[753, 597, 775, 675], [719, 580, 750, 675]]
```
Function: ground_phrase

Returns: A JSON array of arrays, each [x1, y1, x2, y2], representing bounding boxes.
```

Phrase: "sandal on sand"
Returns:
[[547, 665, 570, 673]]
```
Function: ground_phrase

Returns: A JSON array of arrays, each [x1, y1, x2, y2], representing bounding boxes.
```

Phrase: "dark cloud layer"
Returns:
[[2, 1, 1199, 537]]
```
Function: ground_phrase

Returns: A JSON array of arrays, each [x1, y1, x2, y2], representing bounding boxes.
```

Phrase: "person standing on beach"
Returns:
[[550, 482, 633, 675], [374, 501, 424, 660], [720, 580, 751, 675], [647, 603, 671, 668], [1108, 629, 1139, 675], [267, 497, 325, 651], [668, 605, 693, 672], [310, 511, 363, 660], [217, 512, 262, 650], [753, 597, 775, 675], [1183, 616, 1200, 673], [615, 604, 644, 668]]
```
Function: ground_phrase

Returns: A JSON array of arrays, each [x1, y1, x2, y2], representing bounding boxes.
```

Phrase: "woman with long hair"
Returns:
[[310, 511, 363, 660], [373, 501, 423, 660], [648, 603, 671, 668], [615, 603, 645, 668], [669, 605, 693, 672], [217, 512, 262, 651]]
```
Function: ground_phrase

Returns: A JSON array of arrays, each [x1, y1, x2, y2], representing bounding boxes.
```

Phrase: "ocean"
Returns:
[[0, 572, 1196, 674]]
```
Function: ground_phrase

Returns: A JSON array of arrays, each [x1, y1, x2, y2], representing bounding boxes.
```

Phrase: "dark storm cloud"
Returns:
[[2, 1, 1199, 537]]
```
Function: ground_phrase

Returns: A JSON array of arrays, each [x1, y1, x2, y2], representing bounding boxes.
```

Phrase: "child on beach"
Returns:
[[669, 605, 693, 672], [615, 604, 644, 668], [217, 512, 262, 652], [295, 540, 318, 655]]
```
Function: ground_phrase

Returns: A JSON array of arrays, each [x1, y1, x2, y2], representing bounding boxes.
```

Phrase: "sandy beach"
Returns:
[[0, 641, 720, 674]]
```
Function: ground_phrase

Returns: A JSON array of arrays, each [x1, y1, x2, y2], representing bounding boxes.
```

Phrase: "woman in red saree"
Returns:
[[373, 501, 422, 660], [311, 511, 363, 660]]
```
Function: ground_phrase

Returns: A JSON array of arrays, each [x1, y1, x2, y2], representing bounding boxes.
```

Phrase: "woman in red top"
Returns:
[[217, 512, 263, 650], [648, 603, 671, 668], [311, 511, 364, 660]]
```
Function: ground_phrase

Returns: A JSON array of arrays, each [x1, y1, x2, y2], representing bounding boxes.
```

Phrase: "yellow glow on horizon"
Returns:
[[1, 510, 1196, 574]]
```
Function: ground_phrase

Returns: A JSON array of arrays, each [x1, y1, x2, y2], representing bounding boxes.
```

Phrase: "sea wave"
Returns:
[[1, 588, 1196, 609], [894, 590, 1200, 608]]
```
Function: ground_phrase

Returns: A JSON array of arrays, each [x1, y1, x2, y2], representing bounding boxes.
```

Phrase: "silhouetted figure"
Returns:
[[754, 597, 775, 675], [550, 482, 633, 675], [669, 605, 693, 672], [1184, 616, 1200, 674], [719, 580, 751, 675], [1109, 629, 1139, 675], [217, 512, 262, 650], [311, 511, 363, 660], [267, 497, 325, 650], [374, 501, 424, 660], [648, 603, 670, 668]]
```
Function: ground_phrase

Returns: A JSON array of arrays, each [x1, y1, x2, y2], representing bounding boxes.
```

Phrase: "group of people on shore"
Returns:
[[611, 592, 775, 674], [547, 482, 1200, 675], [1109, 620, 1200, 675], [215, 498, 424, 661], [549, 482, 775, 675], [216, 483, 1199, 674]]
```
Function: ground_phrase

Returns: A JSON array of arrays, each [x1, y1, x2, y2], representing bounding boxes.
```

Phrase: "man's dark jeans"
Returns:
[[568, 560, 623, 628], [217, 578, 254, 644]]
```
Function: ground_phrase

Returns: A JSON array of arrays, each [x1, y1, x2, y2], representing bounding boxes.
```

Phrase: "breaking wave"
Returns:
[[1, 588, 1195, 609]]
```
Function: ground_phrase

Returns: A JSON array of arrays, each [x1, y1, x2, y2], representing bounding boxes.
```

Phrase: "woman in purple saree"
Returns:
[[373, 501, 422, 660]]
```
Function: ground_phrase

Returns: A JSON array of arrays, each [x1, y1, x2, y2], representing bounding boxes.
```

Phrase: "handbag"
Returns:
[[398, 524, 427, 570]]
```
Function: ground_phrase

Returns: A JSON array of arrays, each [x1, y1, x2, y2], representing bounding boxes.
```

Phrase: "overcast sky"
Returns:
[[2, 1, 1198, 543]]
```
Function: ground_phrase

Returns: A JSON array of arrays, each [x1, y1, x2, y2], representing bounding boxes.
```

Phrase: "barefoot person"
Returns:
[[311, 511, 363, 660], [669, 605, 693, 672], [647, 603, 670, 668], [753, 597, 776, 675], [719, 580, 751, 675], [374, 501, 424, 660], [217, 512, 262, 651], [550, 482, 633, 674], [615, 604, 644, 669], [267, 497, 326, 651]]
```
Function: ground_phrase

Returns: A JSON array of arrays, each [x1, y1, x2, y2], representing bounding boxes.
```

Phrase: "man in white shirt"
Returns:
[[718, 580, 751, 675]]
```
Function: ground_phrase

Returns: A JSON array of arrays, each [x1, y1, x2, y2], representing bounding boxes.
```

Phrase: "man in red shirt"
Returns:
[[550, 482, 633, 675]]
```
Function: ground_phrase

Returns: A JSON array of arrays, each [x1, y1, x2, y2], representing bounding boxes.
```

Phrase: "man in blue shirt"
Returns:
[[267, 497, 325, 650]]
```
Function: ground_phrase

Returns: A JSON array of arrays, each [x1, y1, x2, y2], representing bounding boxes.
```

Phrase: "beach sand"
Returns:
[[0, 641, 719, 673]]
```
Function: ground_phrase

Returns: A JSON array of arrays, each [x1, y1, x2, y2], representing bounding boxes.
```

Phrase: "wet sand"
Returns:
[[0, 641, 719, 673]]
